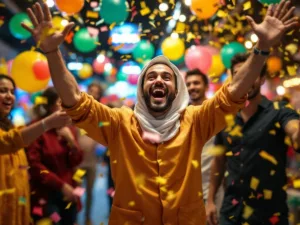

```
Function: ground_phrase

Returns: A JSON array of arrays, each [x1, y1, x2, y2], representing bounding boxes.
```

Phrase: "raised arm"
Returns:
[[21, 2, 79, 107], [228, 1, 298, 102]]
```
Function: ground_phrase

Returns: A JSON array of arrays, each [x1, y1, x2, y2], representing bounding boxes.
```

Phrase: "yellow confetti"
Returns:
[[204, 145, 225, 156], [229, 215, 234, 219], [65, 202, 72, 209], [259, 150, 278, 165], [270, 170, 276, 176], [225, 151, 233, 156], [293, 179, 300, 188], [250, 177, 260, 190], [287, 65, 297, 76], [269, 130, 276, 135], [198, 192, 203, 197], [113, 160, 117, 164], [140, 7, 151, 16], [229, 125, 243, 137], [263, 189, 272, 200], [282, 184, 288, 191], [273, 102, 279, 110], [191, 160, 199, 169], [155, 176, 167, 185], [36, 218, 52, 225], [74, 169, 86, 178], [86, 10, 99, 19], [109, 22, 116, 30], [138, 149, 145, 157], [79, 129, 87, 135], [128, 201, 135, 207], [275, 122, 281, 129], [40, 170, 49, 174], [165, 16, 173, 20], [166, 190, 176, 201], [149, 21, 156, 28], [217, 10, 228, 18], [35, 96, 48, 105], [242, 205, 253, 219], [160, 186, 167, 192], [243, 1, 251, 11]]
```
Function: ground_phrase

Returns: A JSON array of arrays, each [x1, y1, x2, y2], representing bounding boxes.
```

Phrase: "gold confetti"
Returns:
[[287, 65, 297, 76], [79, 129, 87, 135], [270, 170, 276, 176], [229, 125, 243, 137], [191, 160, 199, 169], [293, 179, 300, 188], [229, 215, 234, 219], [226, 151, 233, 156], [65, 202, 72, 209], [86, 10, 99, 19], [259, 150, 278, 165], [275, 122, 281, 129], [204, 145, 225, 156], [155, 176, 167, 185], [166, 190, 176, 201], [109, 22, 116, 30], [35, 96, 48, 105], [269, 130, 276, 135], [128, 201, 135, 207], [140, 7, 151, 16], [198, 192, 203, 197], [243, 1, 251, 11], [40, 170, 49, 174], [250, 177, 259, 190], [263, 189, 272, 200], [242, 205, 253, 219], [217, 10, 228, 18], [138, 149, 145, 157], [273, 102, 279, 110]]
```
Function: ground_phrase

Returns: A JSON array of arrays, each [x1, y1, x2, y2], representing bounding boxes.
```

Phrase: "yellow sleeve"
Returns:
[[193, 84, 246, 143], [0, 128, 25, 155], [63, 92, 121, 146]]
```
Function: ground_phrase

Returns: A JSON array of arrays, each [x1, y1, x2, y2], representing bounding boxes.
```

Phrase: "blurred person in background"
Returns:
[[0, 74, 71, 225], [185, 69, 224, 217], [206, 54, 300, 225], [26, 87, 83, 225]]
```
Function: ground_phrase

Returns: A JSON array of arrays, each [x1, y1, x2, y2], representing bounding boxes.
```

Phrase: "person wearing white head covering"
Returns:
[[24, 2, 297, 224]]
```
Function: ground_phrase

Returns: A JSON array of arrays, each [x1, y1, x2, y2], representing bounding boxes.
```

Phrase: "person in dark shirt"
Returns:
[[206, 53, 300, 225], [26, 87, 83, 225]]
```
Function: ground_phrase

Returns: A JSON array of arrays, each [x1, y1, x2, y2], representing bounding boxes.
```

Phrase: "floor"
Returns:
[[77, 164, 110, 225]]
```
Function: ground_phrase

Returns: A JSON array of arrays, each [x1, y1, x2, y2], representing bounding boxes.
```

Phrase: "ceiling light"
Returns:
[[250, 33, 258, 43], [179, 14, 186, 22], [184, 0, 192, 6], [159, 3, 169, 12], [46, 0, 55, 8], [171, 32, 179, 39], [245, 40, 253, 49]]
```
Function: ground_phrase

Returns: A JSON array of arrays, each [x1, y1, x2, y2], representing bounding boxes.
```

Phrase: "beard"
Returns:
[[247, 86, 260, 100], [189, 89, 204, 101], [144, 83, 176, 113]]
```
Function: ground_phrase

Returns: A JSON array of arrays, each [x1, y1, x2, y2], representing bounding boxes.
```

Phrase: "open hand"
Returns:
[[246, 0, 298, 50], [44, 110, 72, 130], [21, 2, 74, 53]]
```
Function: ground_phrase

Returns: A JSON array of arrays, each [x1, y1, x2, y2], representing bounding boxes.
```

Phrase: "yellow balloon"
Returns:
[[208, 55, 225, 77], [191, 0, 219, 19], [52, 16, 67, 33], [11, 51, 50, 93], [161, 37, 185, 61], [78, 63, 93, 79]]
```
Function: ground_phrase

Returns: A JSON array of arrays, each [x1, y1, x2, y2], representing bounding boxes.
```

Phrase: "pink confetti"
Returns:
[[39, 198, 47, 205], [245, 100, 250, 108], [231, 198, 239, 206], [100, 26, 108, 32], [269, 216, 279, 225], [234, 152, 240, 156], [90, 1, 98, 8], [142, 131, 161, 143], [32, 206, 43, 216], [257, 193, 263, 199], [107, 187, 114, 197], [50, 212, 61, 223], [73, 187, 86, 197], [87, 26, 99, 37]]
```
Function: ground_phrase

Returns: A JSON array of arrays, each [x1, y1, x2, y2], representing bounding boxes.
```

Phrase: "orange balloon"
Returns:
[[55, 0, 84, 15], [191, 0, 219, 19], [267, 56, 282, 74]]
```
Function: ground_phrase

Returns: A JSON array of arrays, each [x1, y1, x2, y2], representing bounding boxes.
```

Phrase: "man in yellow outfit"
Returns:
[[22, 1, 298, 224]]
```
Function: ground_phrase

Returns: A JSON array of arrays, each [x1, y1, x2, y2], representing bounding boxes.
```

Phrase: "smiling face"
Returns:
[[142, 64, 177, 117], [0, 78, 15, 117], [186, 74, 208, 103]]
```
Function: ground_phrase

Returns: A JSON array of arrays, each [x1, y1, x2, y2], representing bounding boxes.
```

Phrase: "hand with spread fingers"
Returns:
[[246, 0, 298, 50], [21, 2, 74, 53]]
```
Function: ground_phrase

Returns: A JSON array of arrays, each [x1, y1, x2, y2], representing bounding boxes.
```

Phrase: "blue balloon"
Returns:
[[95, 144, 107, 157]]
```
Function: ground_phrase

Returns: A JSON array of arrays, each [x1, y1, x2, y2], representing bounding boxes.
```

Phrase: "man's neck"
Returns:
[[241, 94, 262, 119], [191, 97, 207, 106]]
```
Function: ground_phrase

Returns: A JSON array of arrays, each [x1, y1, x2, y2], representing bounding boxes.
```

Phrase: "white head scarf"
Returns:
[[134, 55, 189, 143]]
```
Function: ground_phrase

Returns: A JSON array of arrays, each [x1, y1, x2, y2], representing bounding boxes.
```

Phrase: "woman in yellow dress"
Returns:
[[0, 74, 72, 225]]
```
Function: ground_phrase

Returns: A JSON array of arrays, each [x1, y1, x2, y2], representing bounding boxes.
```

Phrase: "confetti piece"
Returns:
[[269, 216, 279, 225], [198, 192, 203, 197], [284, 136, 292, 146], [250, 177, 260, 190], [86, 10, 99, 19], [73, 187, 85, 197], [36, 218, 52, 225], [166, 190, 176, 201], [39, 198, 47, 205], [87, 26, 99, 37], [128, 201, 135, 207], [140, 7, 151, 16], [99, 121, 110, 127], [231, 198, 239, 206], [40, 170, 49, 174], [287, 65, 297, 76], [191, 160, 199, 169], [242, 205, 253, 219], [50, 212, 61, 223], [138, 149, 145, 157], [243, 1, 251, 11], [293, 179, 300, 188], [217, 10, 228, 18], [65, 202, 72, 209], [74, 169, 86, 178], [259, 150, 278, 165], [270, 170, 276, 176], [229, 215, 234, 219], [273, 102, 279, 110], [275, 122, 281, 129], [204, 145, 225, 156], [226, 151, 233, 156], [109, 23, 116, 30], [263, 189, 272, 200], [227, 136, 232, 144], [269, 130, 276, 135], [155, 176, 167, 185], [229, 125, 243, 137], [33, 206, 43, 216], [35, 96, 48, 105], [18, 196, 26, 205]]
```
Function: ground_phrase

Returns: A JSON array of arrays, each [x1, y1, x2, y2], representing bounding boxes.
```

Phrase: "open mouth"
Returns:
[[2, 102, 12, 108]]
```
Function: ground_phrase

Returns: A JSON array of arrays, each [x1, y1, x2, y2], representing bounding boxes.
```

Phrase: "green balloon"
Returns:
[[116, 71, 128, 81], [259, 0, 280, 5], [73, 28, 99, 53], [30, 91, 42, 104], [132, 40, 155, 62], [9, 13, 32, 40], [221, 42, 247, 69], [171, 55, 185, 65], [100, 0, 129, 25]]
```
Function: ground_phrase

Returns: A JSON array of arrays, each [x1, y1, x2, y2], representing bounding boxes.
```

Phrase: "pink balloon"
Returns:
[[92, 56, 110, 74], [185, 46, 212, 74], [202, 46, 220, 56], [127, 74, 139, 85]]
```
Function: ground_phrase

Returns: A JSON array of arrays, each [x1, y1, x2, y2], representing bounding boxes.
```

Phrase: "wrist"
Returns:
[[256, 41, 271, 52], [44, 48, 59, 55], [42, 118, 51, 131]]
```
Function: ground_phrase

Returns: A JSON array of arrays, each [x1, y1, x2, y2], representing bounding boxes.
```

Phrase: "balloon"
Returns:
[[30, 91, 43, 104], [259, 0, 280, 5], [127, 74, 139, 85], [0, 62, 8, 75], [93, 56, 111, 74], [100, 0, 129, 25], [78, 63, 93, 79], [190, 0, 219, 19], [171, 55, 185, 65], [55, 0, 84, 14], [203, 46, 220, 56], [208, 55, 225, 77], [116, 71, 128, 81], [73, 28, 99, 53], [11, 51, 50, 93], [7, 60, 13, 76], [221, 42, 247, 69], [33, 61, 51, 80], [52, 16, 67, 32], [132, 40, 155, 62], [95, 144, 107, 157], [161, 37, 185, 61], [9, 13, 32, 39], [185, 46, 212, 73], [267, 56, 282, 74]]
